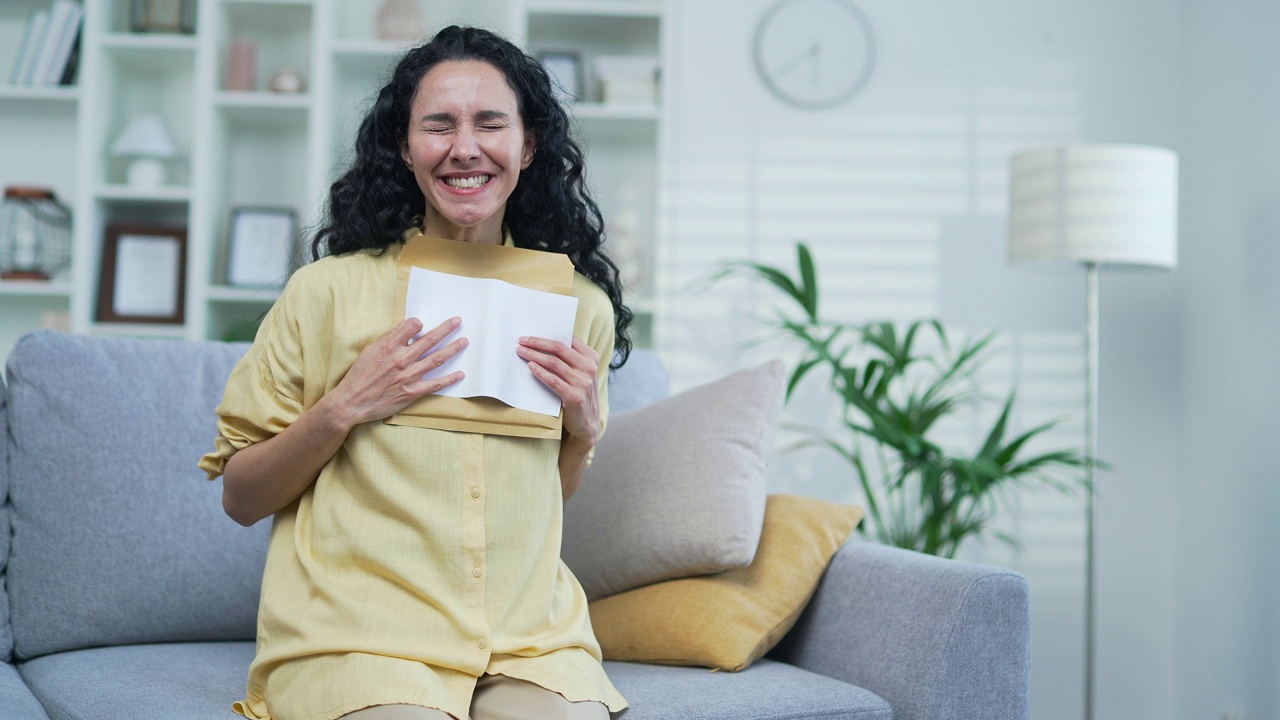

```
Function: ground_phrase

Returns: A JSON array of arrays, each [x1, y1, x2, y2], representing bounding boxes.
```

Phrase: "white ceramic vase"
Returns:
[[375, 0, 425, 42]]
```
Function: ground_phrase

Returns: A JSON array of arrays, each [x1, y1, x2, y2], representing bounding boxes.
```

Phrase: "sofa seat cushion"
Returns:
[[18, 641, 253, 719], [17, 644, 891, 720], [1, 661, 48, 719], [605, 659, 892, 720]]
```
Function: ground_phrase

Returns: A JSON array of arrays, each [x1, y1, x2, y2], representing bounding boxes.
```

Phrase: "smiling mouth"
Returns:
[[443, 175, 492, 189]]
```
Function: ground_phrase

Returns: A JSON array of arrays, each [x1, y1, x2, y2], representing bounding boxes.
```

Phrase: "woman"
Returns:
[[199, 25, 631, 720]]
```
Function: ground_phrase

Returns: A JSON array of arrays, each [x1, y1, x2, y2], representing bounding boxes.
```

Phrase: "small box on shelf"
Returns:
[[129, 0, 197, 35], [594, 55, 659, 106]]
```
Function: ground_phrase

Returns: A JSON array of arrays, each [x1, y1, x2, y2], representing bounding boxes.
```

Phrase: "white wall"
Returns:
[[1177, 1, 1280, 718], [656, 1, 1193, 717]]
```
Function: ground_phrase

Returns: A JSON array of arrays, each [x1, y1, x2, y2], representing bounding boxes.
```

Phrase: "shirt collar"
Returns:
[[401, 225, 515, 247]]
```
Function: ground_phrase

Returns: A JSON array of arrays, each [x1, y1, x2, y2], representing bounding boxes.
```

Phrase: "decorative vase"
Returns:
[[375, 0, 425, 42], [226, 37, 256, 91]]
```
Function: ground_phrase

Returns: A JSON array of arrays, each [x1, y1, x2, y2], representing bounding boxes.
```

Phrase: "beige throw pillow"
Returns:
[[562, 360, 786, 601], [587, 494, 864, 671]]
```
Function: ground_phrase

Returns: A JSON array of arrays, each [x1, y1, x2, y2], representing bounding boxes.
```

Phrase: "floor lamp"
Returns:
[[1006, 144, 1178, 720]]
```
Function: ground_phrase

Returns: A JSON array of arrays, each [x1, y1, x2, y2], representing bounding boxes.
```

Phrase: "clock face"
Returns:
[[752, 0, 876, 110]]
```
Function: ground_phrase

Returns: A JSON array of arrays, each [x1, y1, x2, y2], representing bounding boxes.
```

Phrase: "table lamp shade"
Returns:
[[110, 114, 176, 159], [1008, 145, 1178, 268]]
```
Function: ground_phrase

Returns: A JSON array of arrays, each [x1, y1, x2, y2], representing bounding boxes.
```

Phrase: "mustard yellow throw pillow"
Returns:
[[587, 494, 864, 672]]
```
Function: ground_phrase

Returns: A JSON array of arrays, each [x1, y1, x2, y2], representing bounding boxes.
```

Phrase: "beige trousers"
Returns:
[[339, 674, 610, 720]]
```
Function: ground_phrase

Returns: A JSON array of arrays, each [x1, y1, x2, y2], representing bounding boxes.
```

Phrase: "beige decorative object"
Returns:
[[225, 37, 256, 91], [375, 0, 425, 42], [268, 68, 304, 94]]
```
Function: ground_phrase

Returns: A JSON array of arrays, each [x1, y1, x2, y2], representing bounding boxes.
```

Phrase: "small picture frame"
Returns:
[[97, 222, 187, 324], [225, 206, 298, 288], [130, 0, 196, 34], [539, 50, 583, 104]]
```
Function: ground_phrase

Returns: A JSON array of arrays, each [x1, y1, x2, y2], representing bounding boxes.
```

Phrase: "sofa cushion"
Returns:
[[589, 495, 863, 671], [1, 377, 12, 661], [563, 360, 785, 601], [1, 661, 48, 719], [605, 659, 892, 720], [4, 331, 268, 660], [18, 641, 253, 719], [17, 644, 890, 720]]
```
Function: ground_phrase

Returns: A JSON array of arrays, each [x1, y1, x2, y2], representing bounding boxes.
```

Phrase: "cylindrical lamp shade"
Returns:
[[1008, 145, 1177, 268]]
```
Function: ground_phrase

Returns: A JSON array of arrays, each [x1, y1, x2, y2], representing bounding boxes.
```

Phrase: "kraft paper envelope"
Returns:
[[388, 230, 576, 439]]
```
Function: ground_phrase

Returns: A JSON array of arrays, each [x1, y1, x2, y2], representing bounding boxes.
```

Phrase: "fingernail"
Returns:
[[518, 336, 528, 343], [459, 338, 469, 348], [451, 317, 461, 327]]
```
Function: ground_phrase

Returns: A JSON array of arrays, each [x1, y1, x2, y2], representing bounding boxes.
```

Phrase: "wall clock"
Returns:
[[752, 0, 876, 110]]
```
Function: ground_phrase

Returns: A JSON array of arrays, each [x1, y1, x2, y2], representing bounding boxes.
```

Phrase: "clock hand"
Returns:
[[771, 40, 822, 80], [810, 42, 822, 90]]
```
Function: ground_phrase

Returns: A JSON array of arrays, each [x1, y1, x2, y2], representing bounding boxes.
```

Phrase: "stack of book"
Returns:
[[10, 0, 83, 87]]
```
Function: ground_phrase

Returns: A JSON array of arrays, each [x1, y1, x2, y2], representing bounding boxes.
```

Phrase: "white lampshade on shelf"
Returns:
[[1006, 143, 1177, 720], [1009, 144, 1178, 268], [110, 114, 178, 189]]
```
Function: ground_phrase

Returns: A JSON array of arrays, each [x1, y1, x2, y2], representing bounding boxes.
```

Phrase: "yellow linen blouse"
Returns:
[[198, 237, 625, 720]]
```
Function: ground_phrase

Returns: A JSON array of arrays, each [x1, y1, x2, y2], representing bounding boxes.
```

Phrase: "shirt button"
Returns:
[[477, 638, 487, 649], [470, 487, 480, 499], [472, 567, 483, 578]]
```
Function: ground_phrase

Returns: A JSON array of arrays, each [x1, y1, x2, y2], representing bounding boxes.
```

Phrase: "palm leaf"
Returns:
[[796, 242, 819, 322]]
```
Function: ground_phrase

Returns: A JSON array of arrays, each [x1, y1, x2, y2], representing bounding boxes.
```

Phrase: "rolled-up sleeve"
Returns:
[[199, 282, 307, 479]]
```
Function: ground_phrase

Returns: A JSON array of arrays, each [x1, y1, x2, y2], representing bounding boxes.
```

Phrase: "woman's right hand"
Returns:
[[326, 316, 468, 430], [223, 317, 466, 526]]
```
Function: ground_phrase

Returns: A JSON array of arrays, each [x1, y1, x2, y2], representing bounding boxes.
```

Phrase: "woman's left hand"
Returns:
[[518, 335, 601, 445]]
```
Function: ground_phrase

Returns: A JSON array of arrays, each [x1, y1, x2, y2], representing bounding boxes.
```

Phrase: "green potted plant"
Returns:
[[716, 242, 1090, 558]]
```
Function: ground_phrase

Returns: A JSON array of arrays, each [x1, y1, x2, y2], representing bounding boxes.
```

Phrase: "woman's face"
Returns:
[[400, 60, 535, 243]]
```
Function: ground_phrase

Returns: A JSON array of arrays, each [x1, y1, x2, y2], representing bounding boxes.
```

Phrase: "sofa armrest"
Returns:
[[2, 661, 48, 719], [771, 541, 1030, 720]]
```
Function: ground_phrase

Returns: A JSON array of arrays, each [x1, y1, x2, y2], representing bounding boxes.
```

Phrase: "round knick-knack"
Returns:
[[268, 68, 305, 94], [375, 0, 426, 42]]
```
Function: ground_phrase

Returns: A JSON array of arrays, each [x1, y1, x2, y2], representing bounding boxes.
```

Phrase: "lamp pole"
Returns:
[[1083, 261, 1100, 720]]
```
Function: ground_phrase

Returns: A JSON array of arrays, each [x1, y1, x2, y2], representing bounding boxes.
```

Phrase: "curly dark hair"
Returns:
[[311, 25, 632, 368]]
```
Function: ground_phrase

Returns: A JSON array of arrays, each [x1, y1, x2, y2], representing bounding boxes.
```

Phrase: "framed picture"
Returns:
[[97, 222, 187, 324], [538, 50, 583, 104], [226, 206, 298, 287], [130, 0, 196, 34]]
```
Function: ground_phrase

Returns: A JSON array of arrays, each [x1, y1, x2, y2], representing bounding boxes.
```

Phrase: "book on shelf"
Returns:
[[9, 9, 49, 85], [10, 1, 82, 87]]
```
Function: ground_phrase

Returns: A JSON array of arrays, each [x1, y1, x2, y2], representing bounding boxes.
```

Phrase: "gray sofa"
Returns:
[[0, 330, 1030, 719]]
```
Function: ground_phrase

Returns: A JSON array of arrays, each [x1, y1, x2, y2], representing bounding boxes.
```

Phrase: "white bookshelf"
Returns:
[[0, 0, 668, 356]]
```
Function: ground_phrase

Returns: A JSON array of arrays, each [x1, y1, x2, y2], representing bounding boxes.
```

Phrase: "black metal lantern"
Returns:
[[0, 186, 72, 281]]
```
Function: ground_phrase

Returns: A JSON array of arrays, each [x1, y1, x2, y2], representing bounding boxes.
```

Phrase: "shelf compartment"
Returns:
[[332, 39, 414, 59], [87, 322, 188, 339], [0, 85, 79, 103], [101, 32, 198, 69], [95, 184, 192, 203], [0, 280, 72, 298], [206, 285, 281, 303], [572, 102, 660, 121], [216, 91, 311, 124], [527, 1, 663, 19], [217, 2, 313, 93], [220, 0, 315, 6]]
